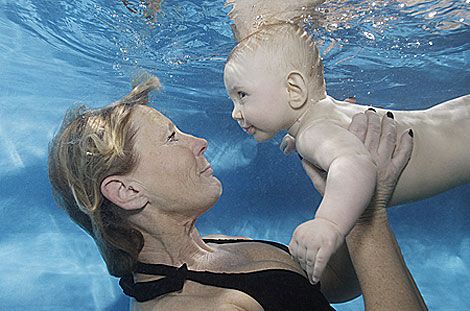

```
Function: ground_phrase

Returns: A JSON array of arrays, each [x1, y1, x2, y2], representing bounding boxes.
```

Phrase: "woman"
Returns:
[[48, 76, 425, 310]]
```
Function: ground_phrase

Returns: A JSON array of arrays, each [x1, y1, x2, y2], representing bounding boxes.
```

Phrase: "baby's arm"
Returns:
[[289, 120, 376, 283]]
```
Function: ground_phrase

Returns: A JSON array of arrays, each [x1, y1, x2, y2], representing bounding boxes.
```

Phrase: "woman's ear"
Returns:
[[287, 71, 308, 109], [101, 176, 148, 210]]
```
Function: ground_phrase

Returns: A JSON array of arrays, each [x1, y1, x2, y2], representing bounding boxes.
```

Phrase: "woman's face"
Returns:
[[129, 106, 222, 216]]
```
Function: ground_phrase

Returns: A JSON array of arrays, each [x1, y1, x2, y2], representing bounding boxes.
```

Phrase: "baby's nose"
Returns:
[[232, 107, 242, 120]]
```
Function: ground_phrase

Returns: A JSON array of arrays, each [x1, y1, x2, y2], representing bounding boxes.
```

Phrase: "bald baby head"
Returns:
[[226, 23, 326, 100]]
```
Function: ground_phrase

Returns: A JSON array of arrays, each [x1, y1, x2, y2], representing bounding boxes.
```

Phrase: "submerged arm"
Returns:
[[346, 210, 427, 310], [346, 111, 427, 310]]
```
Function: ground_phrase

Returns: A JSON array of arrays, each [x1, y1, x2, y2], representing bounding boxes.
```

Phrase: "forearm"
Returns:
[[346, 211, 427, 311], [320, 242, 361, 303], [315, 155, 376, 235]]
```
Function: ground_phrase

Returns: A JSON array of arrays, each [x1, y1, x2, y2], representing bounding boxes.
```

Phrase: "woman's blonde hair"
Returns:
[[48, 74, 160, 277]]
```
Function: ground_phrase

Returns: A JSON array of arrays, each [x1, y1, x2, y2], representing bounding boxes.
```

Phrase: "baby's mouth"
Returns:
[[242, 126, 255, 135]]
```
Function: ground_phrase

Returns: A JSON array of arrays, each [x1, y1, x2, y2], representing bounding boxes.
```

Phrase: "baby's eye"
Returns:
[[237, 91, 247, 99], [167, 131, 178, 142]]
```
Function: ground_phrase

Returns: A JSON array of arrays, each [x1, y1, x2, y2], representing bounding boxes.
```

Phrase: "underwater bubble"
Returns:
[[363, 31, 375, 40]]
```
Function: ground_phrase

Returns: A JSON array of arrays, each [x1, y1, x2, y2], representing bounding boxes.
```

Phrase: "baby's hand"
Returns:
[[280, 134, 297, 155], [289, 218, 345, 284]]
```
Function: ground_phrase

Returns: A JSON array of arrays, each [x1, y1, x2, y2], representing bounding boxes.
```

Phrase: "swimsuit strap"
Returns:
[[119, 239, 288, 302], [202, 238, 290, 253], [120, 239, 305, 304], [119, 263, 189, 302]]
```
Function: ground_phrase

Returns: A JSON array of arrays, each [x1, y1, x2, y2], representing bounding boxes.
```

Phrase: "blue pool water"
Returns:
[[0, 0, 469, 310]]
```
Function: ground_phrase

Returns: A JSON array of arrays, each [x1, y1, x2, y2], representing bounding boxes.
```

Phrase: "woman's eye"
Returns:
[[238, 91, 247, 99], [167, 131, 177, 142]]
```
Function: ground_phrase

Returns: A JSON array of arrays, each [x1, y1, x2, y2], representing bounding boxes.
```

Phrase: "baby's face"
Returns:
[[224, 52, 291, 142]]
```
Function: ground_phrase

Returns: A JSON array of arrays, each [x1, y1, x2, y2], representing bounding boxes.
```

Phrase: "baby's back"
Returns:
[[307, 95, 470, 205]]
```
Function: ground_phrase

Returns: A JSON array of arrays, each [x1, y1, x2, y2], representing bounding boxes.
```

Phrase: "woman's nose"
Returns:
[[192, 137, 208, 157]]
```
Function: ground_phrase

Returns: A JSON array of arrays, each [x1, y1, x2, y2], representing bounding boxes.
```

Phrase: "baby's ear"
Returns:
[[287, 71, 308, 109]]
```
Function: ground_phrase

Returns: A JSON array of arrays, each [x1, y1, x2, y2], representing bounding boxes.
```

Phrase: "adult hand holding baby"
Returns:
[[349, 110, 414, 220], [289, 111, 414, 284]]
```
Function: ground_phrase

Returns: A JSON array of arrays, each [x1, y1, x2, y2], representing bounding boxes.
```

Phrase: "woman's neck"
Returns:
[[132, 208, 215, 269]]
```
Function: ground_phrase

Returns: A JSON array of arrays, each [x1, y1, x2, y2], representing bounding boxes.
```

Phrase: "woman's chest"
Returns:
[[204, 241, 305, 276]]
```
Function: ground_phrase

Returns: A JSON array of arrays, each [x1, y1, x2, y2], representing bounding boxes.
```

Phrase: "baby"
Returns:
[[223, 22, 470, 283]]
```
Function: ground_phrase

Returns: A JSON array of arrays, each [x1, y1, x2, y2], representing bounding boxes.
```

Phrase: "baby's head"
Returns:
[[224, 23, 326, 142]]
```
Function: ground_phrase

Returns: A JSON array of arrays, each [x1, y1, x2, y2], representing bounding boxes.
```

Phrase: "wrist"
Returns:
[[315, 216, 346, 237], [358, 186, 394, 222], [356, 206, 388, 225]]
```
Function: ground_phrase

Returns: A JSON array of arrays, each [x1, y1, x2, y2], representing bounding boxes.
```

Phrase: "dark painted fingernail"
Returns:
[[408, 129, 414, 137], [367, 108, 376, 112], [386, 111, 394, 119]]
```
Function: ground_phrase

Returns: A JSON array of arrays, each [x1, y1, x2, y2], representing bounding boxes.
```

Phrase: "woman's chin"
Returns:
[[207, 178, 223, 204]]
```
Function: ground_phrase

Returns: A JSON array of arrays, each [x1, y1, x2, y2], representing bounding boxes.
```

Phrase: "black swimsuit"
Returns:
[[119, 239, 335, 311]]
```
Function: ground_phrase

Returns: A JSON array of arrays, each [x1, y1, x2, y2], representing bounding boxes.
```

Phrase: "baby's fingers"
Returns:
[[280, 134, 296, 155], [305, 248, 318, 284], [392, 129, 414, 173], [289, 240, 308, 271], [298, 245, 309, 271], [289, 238, 304, 266], [312, 246, 333, 284], [288, 238, 299, 259]]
